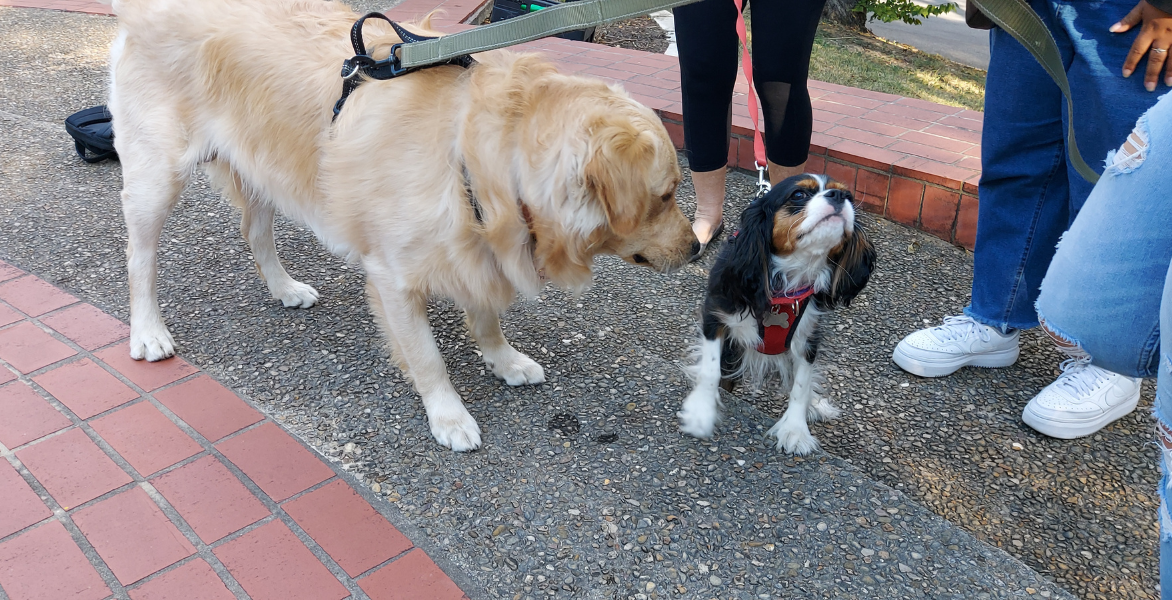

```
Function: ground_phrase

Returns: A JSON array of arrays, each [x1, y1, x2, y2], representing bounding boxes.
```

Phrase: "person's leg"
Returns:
[[891, 16, 1066, 377], [973, 0, 1160, 330], [966, 0, 1072, 333], [1157, 245, 1172, 596], [747, 0, 827, 183], [1032, 92, 1172, 438], [673, 0, 739, 244], [1159, 258, 1172, 598]]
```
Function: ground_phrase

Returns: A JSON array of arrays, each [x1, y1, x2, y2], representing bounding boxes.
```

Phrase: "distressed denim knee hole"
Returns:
[[1104, 114, 1150, 175], [1035, 308, 1091, 362]]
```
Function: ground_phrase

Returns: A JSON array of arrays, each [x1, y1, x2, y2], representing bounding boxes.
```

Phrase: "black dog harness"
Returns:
[[332, 13, 477, 120]]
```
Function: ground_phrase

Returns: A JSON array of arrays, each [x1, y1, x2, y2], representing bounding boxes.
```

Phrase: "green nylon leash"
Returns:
[[968, 0, 1100, 184], [397, 0, 701, 69]]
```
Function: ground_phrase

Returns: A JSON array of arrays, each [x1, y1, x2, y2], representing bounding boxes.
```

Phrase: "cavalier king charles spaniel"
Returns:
[[679, 174, 876, 454]]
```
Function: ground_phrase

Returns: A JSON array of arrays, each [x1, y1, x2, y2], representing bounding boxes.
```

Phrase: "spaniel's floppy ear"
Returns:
[[709, 201, 774, 319], [816, 216, 876, 309], [584, 118, 656, 236]]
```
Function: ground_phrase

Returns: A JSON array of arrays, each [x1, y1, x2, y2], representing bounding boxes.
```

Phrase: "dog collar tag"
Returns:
[[757, 287, 814, 355]]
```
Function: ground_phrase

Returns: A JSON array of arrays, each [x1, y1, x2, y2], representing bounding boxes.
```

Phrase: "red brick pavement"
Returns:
[[0, 263, 468, 600]]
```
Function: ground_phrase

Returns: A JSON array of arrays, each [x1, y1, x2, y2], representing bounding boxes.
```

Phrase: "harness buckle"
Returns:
[[385, 43, 408, 77], [754, 161, 771, 198]]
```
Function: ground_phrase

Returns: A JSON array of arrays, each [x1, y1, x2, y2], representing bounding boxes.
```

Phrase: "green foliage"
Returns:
[[853, 0, 958, 25]]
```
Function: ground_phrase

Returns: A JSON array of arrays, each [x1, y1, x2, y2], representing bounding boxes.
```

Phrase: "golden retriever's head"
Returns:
[[582, 107, 698, 272], [460, 54, 698, 294]]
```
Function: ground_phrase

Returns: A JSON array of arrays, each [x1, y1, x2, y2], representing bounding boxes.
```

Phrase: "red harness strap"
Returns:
[[756, 287, 815, 355]]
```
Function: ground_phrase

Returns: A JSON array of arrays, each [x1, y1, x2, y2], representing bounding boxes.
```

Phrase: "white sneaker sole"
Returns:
[[891, 345, 1019, 378], [1022, 391, 1141, 439]]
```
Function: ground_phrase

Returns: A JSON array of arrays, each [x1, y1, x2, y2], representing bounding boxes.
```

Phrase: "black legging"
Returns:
[[673, 0, 827, 172]]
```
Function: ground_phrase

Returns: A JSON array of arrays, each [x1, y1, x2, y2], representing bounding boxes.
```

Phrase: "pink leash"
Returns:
[[731, 0, 771, 197]]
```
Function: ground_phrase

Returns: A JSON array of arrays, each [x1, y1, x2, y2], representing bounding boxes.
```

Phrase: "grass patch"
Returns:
[[808, 21, 986, 111]]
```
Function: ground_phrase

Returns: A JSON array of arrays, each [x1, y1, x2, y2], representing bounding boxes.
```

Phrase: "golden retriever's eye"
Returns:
[[661, 192, 672, 202]]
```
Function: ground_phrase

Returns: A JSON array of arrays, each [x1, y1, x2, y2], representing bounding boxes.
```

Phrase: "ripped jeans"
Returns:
[[1035, 91, 1172, 596]]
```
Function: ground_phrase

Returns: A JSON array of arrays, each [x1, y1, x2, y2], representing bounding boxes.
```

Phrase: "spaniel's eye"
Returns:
[[792, 190, 809, 202]]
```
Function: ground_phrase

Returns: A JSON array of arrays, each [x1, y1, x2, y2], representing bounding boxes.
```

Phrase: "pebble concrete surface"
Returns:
[[0, 5, 1158, 599]]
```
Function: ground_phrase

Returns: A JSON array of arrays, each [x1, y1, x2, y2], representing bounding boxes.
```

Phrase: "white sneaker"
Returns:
[[1022, 359, 1141, 439], [892, 315, 1020, 377]]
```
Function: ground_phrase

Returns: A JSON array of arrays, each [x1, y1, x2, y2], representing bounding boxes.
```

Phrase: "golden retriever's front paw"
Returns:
[[129, 322, 176, 362], [428, 402, 482, 452], [486, 351, 545, 386], [274, 280, 319, 308]]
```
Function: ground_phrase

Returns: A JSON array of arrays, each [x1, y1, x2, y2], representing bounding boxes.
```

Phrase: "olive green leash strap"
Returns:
[[397, 0, 702, 68], [969, 0, 1100, 184]]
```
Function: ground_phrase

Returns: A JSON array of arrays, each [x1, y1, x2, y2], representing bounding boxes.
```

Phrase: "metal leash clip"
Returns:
[[755, 161, 771, 198]]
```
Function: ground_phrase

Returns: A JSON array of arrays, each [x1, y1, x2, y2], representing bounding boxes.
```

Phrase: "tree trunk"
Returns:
[[822, 0, 868, 30]]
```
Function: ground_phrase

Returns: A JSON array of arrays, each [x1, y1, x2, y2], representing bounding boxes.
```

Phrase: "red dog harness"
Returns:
[[756, 287, 815, 355]]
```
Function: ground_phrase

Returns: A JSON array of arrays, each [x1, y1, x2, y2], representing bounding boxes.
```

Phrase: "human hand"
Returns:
[[1111, 0, 1172, 91]]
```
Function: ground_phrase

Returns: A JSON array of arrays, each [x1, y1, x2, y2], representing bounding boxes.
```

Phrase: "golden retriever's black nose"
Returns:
[[690, 239, 702, 256]]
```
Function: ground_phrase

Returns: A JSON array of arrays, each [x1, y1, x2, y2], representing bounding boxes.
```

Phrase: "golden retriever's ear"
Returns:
[[584, 120, 656, 236]]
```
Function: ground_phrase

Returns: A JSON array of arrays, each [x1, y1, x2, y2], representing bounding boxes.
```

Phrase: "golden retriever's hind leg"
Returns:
[[239, 198, 319, 308], [121, 155, 186, 362], [465, 306, 545, 386], [205, 163, 319, 309], [365, 262, 482, 451]]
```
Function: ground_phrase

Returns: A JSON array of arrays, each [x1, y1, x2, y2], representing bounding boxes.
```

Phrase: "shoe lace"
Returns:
[[1053, 357, 1107, 398], [931, 315, 990, 344]]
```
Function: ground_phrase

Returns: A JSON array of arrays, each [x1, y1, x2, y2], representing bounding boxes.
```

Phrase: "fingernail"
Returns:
[[1167, 76, 1172, 86], [1147, 81, 1157, 91], [1123, 68, 1133, 77], [1110, 23, 1123, 32]]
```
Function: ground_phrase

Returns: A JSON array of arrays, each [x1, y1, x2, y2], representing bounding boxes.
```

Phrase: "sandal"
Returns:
[[690, 218, 725, 262]]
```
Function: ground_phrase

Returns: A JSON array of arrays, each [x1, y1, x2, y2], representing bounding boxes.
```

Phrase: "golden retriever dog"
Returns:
[[107, 0, 698, 450]]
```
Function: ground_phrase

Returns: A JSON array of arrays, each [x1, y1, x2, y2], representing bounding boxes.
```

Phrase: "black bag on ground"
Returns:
[[65, 105, 117, 163]]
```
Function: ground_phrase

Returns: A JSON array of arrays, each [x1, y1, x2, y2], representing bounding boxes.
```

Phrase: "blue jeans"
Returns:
[[1035, 92, 1172, 598], [968, 0, 1161, 332]]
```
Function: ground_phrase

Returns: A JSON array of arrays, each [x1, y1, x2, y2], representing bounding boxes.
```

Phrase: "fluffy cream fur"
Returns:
[[108, 0, 697, 450]]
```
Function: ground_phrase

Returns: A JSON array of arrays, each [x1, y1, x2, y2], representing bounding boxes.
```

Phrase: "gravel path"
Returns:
[[0, 6, 1157, 599]]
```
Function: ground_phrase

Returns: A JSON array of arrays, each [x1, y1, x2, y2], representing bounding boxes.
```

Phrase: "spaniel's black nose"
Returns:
[[824, 189, 848, 206]]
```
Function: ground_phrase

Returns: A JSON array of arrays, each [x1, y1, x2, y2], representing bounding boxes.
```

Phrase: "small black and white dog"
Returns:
[[679, 174, 876, 454]]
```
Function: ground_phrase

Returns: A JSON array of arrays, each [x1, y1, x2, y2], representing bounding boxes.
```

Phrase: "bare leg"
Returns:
[[464, 307, 544, 386], [768, 159, 808, 186], [690, 167, 726, 244]]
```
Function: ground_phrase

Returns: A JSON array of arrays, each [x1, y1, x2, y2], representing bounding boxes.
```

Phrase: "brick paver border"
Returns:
[[0, 262, 470, 600]]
